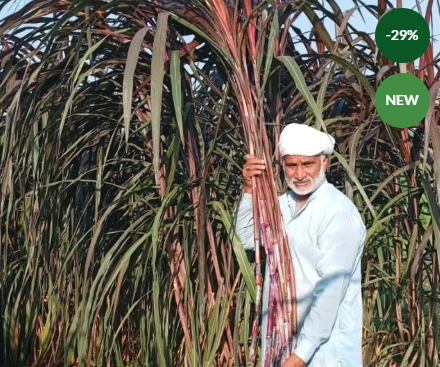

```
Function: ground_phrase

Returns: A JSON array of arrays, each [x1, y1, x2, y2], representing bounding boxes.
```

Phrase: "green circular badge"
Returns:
[[375, 8, 430, 62], [375, 73, 430, 128]]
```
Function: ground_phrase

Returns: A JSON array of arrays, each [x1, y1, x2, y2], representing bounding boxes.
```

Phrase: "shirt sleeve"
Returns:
[[233, 193, 256, 250], [294, 209, 366, 363]]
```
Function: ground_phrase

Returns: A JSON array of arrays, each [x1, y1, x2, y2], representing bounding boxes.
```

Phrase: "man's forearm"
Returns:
[[234, 192, 255, 250]]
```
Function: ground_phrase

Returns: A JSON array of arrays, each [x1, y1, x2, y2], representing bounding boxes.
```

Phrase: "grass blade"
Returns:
[[123, 27, 150, 146], [151, 12, 170, 183], [170, 50, 185, 146]]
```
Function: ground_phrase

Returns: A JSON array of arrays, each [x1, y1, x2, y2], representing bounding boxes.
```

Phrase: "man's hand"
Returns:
[[282, 354, 306, 367], [242, 154, 266, 194]]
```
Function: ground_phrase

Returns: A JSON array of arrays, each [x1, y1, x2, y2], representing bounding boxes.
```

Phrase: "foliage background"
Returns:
[[0, 0, 439, 366]]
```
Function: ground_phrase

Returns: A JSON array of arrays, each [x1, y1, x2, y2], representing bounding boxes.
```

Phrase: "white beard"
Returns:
[[286, 165, 326, 196]]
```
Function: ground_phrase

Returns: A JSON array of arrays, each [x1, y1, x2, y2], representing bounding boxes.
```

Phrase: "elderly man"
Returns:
[[235, 123, 366, 367]]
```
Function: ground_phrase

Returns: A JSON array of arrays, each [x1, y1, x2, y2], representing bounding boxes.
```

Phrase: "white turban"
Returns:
[[278, 123, 335, 157]]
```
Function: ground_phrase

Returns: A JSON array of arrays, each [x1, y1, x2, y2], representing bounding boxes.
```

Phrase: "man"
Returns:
[[235, 123, 366, 367]]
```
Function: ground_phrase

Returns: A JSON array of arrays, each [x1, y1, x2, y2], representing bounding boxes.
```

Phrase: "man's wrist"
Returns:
[[293, 336, 317, 364], [282, 353, 305, 367], [244, 186, 252, 194]]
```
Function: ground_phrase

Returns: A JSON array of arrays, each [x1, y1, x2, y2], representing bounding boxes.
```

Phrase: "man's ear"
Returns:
[[323, 156, 329, 170]]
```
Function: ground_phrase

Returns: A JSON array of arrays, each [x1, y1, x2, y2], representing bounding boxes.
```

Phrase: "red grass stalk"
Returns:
[[236, 5, 297, 364], [170, 2, 298, 364]]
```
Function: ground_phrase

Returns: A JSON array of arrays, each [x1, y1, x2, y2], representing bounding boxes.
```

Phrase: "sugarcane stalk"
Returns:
[[199, 1, 297, 364]]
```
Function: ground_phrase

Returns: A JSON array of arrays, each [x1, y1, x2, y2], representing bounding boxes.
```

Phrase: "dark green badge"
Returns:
[[375, 8, 430, 63]]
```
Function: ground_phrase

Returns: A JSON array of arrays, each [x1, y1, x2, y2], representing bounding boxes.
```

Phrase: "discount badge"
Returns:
[[375, 8, 430, 62]]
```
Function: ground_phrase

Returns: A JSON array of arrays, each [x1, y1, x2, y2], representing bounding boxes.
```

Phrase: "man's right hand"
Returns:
[[243, 154, 266, 194]]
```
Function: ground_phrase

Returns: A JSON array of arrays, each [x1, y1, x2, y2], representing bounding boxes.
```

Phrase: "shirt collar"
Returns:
[[286, 179, 329, 217]]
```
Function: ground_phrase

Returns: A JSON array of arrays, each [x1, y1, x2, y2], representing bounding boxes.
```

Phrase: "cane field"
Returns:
[[0, 0, 439, 366]]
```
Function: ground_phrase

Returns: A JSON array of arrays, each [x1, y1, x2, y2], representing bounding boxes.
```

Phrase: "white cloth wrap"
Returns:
[[278, 123, 335, 157]]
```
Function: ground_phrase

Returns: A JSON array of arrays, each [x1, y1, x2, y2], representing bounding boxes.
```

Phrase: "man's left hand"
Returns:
[[282, 354, 306, 367]]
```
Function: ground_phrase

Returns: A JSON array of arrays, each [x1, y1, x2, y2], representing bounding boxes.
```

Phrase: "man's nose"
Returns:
[[294, 166, 307, 180]]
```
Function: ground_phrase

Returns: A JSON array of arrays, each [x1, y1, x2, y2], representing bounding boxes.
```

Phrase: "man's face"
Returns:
[[284, 155, 328, 196]]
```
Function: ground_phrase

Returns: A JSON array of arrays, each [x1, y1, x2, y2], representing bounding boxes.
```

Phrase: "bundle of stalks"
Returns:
[[169, 0, 298, 364]]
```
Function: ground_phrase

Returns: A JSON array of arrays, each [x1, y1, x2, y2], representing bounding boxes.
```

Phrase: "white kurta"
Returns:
[[234, 180, 366, 367]]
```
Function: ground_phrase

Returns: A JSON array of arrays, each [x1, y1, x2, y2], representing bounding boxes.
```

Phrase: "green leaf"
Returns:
[[333, 151, 377, 220], [123, 27, 150, 145], [210, 201, 256, 301], [170, 50, 185, 147], [277, 55, 325, 130], [326, 54, 376, 101], [151, 12, 170, 183], [262, 10, 278, 91], [60, 34, 114, 137]]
